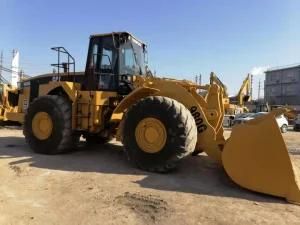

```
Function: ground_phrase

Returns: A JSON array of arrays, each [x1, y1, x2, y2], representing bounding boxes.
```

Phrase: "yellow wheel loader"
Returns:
[[1, 32, 299, 204]]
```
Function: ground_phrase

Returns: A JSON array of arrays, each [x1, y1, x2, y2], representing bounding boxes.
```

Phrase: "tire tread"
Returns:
[[123, 96, 197, 173]]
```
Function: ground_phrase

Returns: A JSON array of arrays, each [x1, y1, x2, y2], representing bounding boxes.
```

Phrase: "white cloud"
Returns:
[[250, 66, 270, 76]]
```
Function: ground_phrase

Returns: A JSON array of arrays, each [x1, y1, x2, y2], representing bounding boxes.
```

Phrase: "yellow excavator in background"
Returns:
[[210, 72, 251, 115], [0, 32, 299, 205], [229, 73, 251, 110], [209, 72, 230, 107]]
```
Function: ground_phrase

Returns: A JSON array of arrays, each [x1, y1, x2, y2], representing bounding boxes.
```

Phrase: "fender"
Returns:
[[39, 81, 80, 102], [110, 87, 159, 122]]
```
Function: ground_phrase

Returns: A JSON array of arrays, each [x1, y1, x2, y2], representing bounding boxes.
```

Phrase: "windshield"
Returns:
[[119, 39, 146, 75]]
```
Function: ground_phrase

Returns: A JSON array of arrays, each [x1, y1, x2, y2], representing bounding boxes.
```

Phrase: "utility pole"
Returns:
[[199, 73, 202, 85], [250, 74, 253, 101], [11, 49, 20, 87], [0, 50, 3, 77], [258, 79, 261, 100], [19, 69, 24, 81]]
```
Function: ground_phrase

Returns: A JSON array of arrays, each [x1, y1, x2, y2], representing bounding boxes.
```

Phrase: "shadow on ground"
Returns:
[[0, 136, 287, 205]]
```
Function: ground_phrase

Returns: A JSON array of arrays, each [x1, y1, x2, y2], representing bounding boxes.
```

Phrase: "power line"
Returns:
[[0, 65, 31, 78], [0, 75, 9, 84]]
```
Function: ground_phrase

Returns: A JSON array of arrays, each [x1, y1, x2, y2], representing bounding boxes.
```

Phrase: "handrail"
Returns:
[[51, 47, 76, 80]]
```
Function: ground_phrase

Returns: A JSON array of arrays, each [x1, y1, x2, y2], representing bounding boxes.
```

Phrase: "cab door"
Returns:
[[84, 36, 119, 91]]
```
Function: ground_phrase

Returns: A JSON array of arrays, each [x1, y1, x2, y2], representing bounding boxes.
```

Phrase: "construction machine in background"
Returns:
[[209, 72, 230, 108], [0, 66, 31, 125], [229, 73, 251, 110], [210, 72, 251, 115], [0, 83, 21, 125], [0, 32, 299, 205]]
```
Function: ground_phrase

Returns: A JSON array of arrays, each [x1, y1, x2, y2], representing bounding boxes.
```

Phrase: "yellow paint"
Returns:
[[0, 83, 24, 122], [112, 87, 158, 115], [76, 91, 117, 133], [135, 117, 167, 153], [222, 113, 300, 204], [76, 91, 90, 130], [39, 81, 80, 102], [92, 91, 117, 105], [6, 112, 24, 123], [31, 112, 53, 140], [110, 112, 123, 122]]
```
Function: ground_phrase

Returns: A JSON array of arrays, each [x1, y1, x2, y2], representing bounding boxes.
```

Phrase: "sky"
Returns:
[[0, 0, 299, 96]]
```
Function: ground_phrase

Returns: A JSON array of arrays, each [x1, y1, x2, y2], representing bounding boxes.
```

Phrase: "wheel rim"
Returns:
[[32, 112, 53, 140], [135, 117, 167, 153]]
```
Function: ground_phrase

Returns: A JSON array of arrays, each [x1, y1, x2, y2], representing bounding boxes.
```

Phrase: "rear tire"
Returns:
[[122, 96, 197, 172], [23, 95, 79, 154]]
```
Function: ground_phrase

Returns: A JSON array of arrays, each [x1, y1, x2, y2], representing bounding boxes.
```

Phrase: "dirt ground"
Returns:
[[0, 127, 300, 225]]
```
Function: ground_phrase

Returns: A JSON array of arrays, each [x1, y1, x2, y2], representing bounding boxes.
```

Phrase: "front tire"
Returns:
[[122, 96, 197, 172], [23, 95, 79, 154]]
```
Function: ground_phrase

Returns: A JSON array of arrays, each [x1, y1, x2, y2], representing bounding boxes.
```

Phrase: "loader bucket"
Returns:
[[222, 113, 300, 204]]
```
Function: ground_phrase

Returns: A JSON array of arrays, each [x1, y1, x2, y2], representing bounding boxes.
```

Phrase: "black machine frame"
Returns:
[[51, 47, 76, 78]]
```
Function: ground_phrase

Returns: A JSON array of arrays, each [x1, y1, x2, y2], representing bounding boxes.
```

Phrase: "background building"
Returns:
[[264, 64, 300, 106]]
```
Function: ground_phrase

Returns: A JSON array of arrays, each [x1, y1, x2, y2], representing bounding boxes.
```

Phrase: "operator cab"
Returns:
[[84, 32, 148, 94]]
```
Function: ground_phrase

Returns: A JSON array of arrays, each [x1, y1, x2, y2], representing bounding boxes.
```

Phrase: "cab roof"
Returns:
[[90, 31, 146, 46]]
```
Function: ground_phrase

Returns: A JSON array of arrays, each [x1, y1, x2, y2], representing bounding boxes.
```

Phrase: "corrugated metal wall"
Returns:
[[265, 66, 300, 105]]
